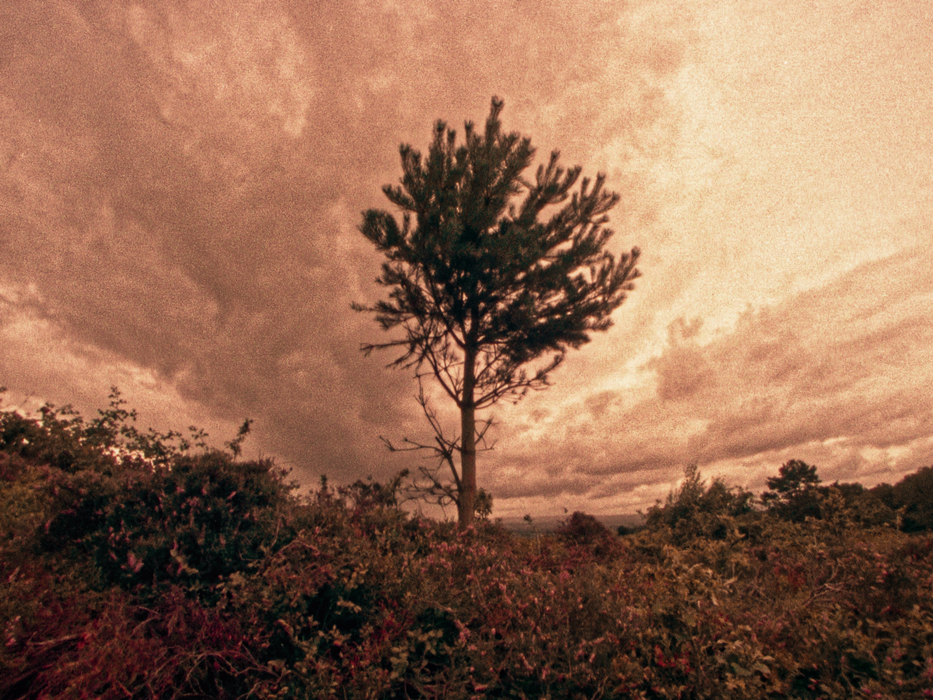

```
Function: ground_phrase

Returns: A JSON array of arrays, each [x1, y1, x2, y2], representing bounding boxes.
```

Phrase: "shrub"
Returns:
[[40, 452, 295, 595], [554, 511, 623, 560], [1, 577, 272, 700], [555, 511, 610, 544], [0, 402, 112, 474], [5, 387, 933, 698], [891, 466, 933, 532], [646, 465, 755, 544], [762, 459, 823, 522]]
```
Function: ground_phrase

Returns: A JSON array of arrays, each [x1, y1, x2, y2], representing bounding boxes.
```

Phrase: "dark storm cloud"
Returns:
[[0, 0, 686, 483]]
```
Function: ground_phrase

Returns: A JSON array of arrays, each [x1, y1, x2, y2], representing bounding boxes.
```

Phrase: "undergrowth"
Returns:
[[2, 392, 932, 699]]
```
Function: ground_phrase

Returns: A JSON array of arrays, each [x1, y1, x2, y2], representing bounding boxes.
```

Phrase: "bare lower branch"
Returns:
[[380, 377, 496, 511]]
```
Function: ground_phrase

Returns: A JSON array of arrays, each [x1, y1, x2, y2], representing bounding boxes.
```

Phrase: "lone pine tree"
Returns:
[[354, 98, 640, 526]]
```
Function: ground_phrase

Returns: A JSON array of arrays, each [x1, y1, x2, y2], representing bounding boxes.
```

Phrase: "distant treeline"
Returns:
[[635, 459, 933, 544]]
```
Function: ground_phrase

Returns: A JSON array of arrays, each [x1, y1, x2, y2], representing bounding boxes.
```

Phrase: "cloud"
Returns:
[[488, 243, 933, 510], [683, 245, 933, 462], [0, 0, 688, 485], [5, 0, 929, 519]]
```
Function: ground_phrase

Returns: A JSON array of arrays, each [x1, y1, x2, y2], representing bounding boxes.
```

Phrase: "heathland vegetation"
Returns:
[[2, 389, 932, 698]]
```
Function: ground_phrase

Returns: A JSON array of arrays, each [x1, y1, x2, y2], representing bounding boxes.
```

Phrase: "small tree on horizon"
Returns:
[[762, 459, 822, 522], [762, 459, 821, 502], [354, 98, 641, 526]]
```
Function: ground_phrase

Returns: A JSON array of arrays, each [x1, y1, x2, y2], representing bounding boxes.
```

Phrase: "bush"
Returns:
[[554, 511, 623, 560], [890, 466, 933, 532], [40, 452, 294, 594], [645, 465, 754, 544], [5, 389, 933, 698], [7, 466, 933, 699]]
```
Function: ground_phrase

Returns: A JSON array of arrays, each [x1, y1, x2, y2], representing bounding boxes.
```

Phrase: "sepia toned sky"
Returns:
[[2, 0, 931, 518]]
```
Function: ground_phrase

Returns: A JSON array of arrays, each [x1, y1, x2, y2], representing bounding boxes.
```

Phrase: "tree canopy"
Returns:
[[355, 97, 641, 525], [761, 459, 823, 522]]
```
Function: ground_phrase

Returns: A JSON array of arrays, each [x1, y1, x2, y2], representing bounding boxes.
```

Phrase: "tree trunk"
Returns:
[[458, 343, 477, 528]]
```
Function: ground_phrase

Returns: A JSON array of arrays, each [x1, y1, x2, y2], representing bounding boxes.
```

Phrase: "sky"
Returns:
[[2, 0, 931, 518]]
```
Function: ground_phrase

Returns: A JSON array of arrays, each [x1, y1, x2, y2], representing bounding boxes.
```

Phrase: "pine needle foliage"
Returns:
[[354, 98, 640, 525]]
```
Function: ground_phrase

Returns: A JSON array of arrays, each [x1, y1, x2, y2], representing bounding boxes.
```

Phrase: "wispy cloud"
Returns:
[[489, 243, 933, 512]]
